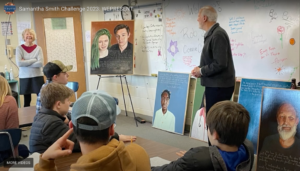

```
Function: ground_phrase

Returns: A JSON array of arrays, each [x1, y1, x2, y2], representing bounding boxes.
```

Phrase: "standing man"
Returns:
[[192, 6, 235, 116], [110, 24, 133, 74], [191, 6, 235, 145]]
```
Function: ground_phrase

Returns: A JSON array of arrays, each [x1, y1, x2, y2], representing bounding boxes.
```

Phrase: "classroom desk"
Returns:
[[46, 136, 181, 171], [18, 106, 36, 128]]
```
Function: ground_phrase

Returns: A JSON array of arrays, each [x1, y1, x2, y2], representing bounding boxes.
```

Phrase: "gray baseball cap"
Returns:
[[71, 90, 121, 131]]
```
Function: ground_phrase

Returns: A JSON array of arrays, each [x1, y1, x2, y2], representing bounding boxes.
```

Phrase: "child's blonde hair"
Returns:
[[0, 76, 12, 107]]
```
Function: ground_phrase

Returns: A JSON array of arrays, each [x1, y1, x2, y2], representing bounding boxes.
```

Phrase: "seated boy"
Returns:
[[34, 90, 151, 171], [36, 60, 136, 142], [151, 101, 254, 171], [29, 83, 79, 153], [36, 60, 72, 114]]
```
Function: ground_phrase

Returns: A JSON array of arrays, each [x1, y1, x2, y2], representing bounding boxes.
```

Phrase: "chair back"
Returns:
[[0, 128, 21, 152], [66, 82, 79, 92]]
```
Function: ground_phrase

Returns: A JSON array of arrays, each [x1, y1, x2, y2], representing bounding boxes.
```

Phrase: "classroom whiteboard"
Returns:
[[164, 0, 300, 81], [104, 4, 166, 76]]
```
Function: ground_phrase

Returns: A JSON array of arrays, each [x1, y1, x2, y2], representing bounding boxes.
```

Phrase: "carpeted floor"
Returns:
[[20, 114, 208, 151]]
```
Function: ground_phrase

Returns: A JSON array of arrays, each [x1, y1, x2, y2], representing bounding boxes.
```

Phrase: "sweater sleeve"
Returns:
[[16, 46, 37, 67], [151, 147, 213, 171], [29, 47, 44, 67], [5, 96, 19, 129], [34, 154, 56, 171], [201, 32, 229, 77]]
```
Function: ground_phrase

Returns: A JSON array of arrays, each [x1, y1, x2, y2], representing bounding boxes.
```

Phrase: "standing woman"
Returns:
[[16, 29, 44, 107]]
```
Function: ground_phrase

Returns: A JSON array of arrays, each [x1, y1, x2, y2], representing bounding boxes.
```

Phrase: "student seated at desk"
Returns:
[[36, 60, 136, 143], [30, 83, 78, 153], [34, 90, 151, 171], [151, 101, 254, 171], [0, 76, 29, 162], [35, 60, 72, 116]]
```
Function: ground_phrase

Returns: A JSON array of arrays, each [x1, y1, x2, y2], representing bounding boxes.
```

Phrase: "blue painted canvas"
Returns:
[[153, 71, 190, 134], [238, 78, 291, 154], [257, 88, 300, 171]]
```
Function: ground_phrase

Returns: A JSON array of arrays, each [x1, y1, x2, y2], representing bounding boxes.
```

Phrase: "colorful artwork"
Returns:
[[238, 78, 291, 154], [277, 26, 285, 48], [257, 88, 300, 171], [90, 21, 134, 75], [167, 40, 179, 57], [190, 78, 207, 142], [153, 71, 190, 134]]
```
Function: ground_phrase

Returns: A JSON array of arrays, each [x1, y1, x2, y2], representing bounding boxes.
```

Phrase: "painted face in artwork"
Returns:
[[98, 35, 109, 51], [277, 104, 299, 140], [161, 92, 170, 110], [115, 28, 130, 47]]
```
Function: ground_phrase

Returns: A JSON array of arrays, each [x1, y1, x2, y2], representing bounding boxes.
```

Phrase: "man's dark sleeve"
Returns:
[[151, 147, 213, 171], [201, 32, 229, 77]]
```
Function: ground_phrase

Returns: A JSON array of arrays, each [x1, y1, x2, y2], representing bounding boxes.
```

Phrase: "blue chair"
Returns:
[[0, 128, 22, 159], [114, 97, 119, 105], [66, 82, 79, 100]]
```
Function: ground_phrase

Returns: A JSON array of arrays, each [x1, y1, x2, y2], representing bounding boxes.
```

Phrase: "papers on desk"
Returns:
[[150, 157, 170, 167], [9, 152, 40, 171]]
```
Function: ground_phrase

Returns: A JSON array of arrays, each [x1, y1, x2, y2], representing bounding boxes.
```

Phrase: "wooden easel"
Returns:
[[96, 75, 138, 127]]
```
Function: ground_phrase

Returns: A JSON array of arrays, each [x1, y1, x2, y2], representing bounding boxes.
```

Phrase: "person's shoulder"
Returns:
[[168, 110, 175, 117], [155, 108, 161, 114], [126, 143, 149, 158], [126, 143, 151, 169], [5, 95, 16, 101], [35, 45, 42, 50], [126, 143, 147, 152], [183, 147, 213, 168], [213, 25, 228, 37], [16, 45, 24, 51], [4, 95, 17, 106], [127, 42, 133, 48], [110, 44, 119, 50], [189, 146, 210, 154]]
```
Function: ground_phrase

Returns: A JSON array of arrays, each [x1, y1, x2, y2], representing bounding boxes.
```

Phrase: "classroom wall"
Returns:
[[86, 0, 165, 120], [2, 0, 194, 125]]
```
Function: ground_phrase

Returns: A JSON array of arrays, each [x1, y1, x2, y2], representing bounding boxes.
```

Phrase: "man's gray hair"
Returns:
[[200, 6, 218, 22]]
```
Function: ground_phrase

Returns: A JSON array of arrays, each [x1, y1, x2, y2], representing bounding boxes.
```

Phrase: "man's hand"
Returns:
[[176, 151, 186, 157], [42, 128, 74, 160], [119, 135, 137, 142], [191, 67, 201, 78]]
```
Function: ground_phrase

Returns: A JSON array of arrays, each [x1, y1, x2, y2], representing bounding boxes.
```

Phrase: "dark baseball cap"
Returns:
[[43, 60, 73, 79]]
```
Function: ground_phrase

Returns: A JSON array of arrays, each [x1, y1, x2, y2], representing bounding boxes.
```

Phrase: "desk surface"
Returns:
[[18, 106, 36, 128], [52, 137, 181, 171]]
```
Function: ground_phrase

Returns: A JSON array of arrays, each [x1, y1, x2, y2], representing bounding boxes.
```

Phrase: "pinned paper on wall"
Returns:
[[85, 30, 91, 43], [1, 21, 13, 36], [17, 22, 31, 33]]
